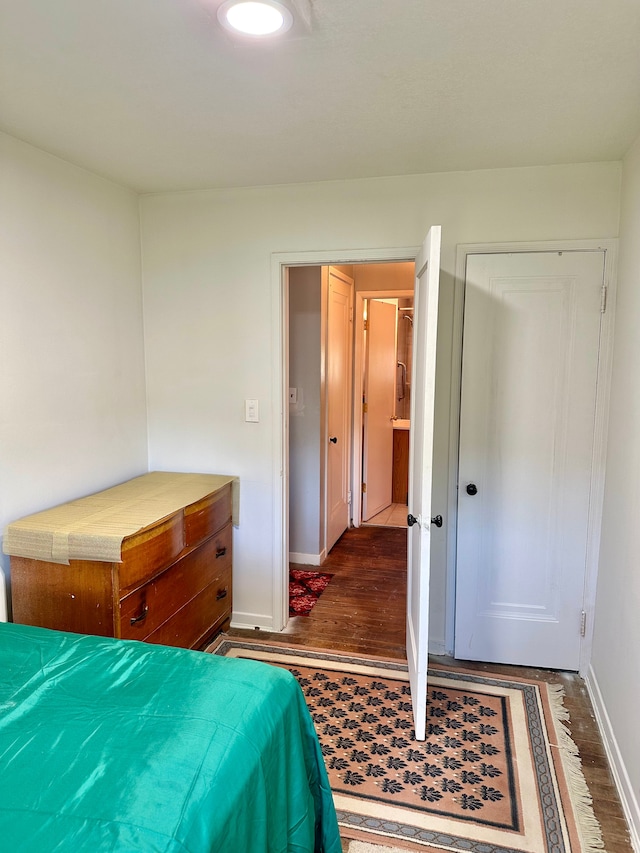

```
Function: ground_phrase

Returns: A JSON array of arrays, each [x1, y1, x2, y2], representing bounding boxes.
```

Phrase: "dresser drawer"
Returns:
[[142, 575, 232, 649], [11, 557, 115, 636], [119, 512, 184, 592], [119, 525, 231, 641], [184, 483, 232, 548]]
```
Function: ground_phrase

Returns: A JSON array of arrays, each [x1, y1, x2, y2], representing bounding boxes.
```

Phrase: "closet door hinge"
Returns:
[[600, 284, 608, 314], [580, 610, 587, 637], [363, 402, 368, 414], [364, 318, 369, 331], [361, 483, 367, 493]]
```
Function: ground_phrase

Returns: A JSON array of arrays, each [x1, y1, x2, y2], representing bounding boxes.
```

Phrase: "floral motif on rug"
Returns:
[[289, 569, 333, 616], [306, 671, 516, 830], [213, 640, 604, 853]]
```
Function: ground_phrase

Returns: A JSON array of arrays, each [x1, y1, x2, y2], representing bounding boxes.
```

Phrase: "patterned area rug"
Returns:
[[211, 638, 603, 853], [289, 569, 333, 616]]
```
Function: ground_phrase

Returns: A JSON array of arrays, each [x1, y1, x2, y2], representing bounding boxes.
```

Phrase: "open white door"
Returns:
[[407, 226, 441, 741]]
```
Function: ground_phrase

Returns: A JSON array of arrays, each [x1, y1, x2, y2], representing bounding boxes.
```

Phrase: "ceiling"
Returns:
[[2, 0, 640, 194]]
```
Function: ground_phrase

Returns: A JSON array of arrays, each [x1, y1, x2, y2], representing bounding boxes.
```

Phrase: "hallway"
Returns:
[[288, 525, 407, 659], [362, 502, 408, 528]]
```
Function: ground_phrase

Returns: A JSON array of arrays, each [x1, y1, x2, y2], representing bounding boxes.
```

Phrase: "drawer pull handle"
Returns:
[[130, 603, 149, 626], [215, 546, 227, 559], [216, 588, 228, 601]]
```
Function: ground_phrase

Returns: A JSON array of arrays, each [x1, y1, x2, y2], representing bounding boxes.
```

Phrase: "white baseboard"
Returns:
[[289, 550, 326, 566], [230, 612, 275, 632], [428, 640, 446, 657], [586, 664, 640, 852]]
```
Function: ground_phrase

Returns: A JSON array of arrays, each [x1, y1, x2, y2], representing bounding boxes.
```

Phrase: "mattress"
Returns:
[[0, 622, 341, 852]]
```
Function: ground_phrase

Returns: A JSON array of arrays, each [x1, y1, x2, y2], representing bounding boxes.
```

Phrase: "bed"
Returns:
[[0, 622, 341, 852]]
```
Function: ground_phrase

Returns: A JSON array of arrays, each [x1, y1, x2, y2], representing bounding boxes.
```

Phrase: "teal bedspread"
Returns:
[[0, 623, 341, 853]]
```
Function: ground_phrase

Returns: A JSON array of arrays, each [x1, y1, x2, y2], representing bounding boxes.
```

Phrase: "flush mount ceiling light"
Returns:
[[217, 0, 294, 37]]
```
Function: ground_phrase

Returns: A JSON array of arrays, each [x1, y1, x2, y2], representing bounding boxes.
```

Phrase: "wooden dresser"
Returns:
[[4, 472, 237, 650]]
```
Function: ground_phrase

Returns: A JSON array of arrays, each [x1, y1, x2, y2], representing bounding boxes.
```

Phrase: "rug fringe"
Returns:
[[547, 683, 605, 852]]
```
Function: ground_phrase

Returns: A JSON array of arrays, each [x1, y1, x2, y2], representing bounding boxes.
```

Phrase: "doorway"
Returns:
[[352, 275, 415, 534], [360, 295, 414, 529], [275, 229, 442, 738], [288, 262, 415, 569]]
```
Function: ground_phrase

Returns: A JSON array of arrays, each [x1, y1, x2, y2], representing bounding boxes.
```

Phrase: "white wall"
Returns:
[[139, 162, 620, 637], [591, 132, 640, 844], [289, 266, 322, 560], [0, 133, 148, 618]]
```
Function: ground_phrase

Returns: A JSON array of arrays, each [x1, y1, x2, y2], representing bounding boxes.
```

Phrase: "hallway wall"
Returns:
[[289, 266, 323, 561]]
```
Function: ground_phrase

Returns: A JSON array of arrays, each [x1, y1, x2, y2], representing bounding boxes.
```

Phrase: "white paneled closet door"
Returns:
[[455, 250, 605, 670]]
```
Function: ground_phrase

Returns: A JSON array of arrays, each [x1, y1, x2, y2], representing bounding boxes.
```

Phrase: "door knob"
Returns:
[[466, 483, 478, 496], [329, 436, 337, 444], [407, 513, 419, 527], [431, 514, 443, 528]]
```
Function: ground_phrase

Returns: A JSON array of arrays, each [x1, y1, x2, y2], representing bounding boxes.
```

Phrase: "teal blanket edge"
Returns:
[[0, 622, 341, 853]]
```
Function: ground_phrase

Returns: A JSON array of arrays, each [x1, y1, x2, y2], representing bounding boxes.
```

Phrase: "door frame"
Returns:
[[272, 247, 419, 632], [352, 288, 414, 528], [449, 239, 618, 675]]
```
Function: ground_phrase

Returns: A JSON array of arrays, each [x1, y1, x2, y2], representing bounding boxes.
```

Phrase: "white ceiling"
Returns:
[[1, 0, 639, 193]]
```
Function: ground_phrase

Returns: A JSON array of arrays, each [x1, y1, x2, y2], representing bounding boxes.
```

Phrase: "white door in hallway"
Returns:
[[326, 267, 354, 553], [362, 299, 397, 521], [455, 250, 605, 670], [407, 225, 441, 741]]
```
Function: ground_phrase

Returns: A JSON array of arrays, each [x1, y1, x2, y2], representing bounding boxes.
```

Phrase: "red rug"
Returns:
[[289, 569, 333, 616]]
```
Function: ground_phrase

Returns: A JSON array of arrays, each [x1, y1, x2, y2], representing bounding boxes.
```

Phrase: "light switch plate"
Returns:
[[245, 399, 259, 423]]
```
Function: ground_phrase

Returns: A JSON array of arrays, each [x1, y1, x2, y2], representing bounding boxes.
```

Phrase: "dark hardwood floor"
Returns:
[[229, 525, 633, 853]]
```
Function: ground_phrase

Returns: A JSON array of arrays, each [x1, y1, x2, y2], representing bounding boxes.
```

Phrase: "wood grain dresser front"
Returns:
[[4, 472, 238, 650]]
